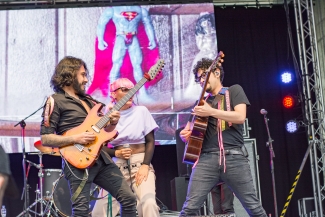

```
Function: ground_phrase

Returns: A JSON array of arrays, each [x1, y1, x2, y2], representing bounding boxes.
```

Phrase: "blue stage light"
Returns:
[[281, 72, 292, 83], [286, 120, 299, 133]]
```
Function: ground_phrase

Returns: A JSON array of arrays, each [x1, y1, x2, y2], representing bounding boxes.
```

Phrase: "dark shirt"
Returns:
[[0, 145, 11, 175], [40, 91, 112, 164], [202, 84, 250, 152], [189, 85, 250, 152]]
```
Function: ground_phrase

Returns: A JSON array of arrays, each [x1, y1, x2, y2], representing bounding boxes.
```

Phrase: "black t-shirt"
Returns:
[[200, 84, 250, 152]]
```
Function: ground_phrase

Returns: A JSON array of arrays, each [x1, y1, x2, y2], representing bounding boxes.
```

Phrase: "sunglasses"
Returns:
[[114, 87, 131, 93]]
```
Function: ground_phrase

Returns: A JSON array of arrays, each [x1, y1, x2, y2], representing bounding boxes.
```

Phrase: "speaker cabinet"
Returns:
[[232, 138, 261, 217], [175, 127, 192, 177], [170, 176, 189, 211], [298, 197, 315, 217]]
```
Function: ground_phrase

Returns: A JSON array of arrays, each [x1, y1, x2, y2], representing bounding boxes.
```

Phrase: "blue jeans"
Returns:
[[63, 155, 137, 217], [179, 152, 267, 217]]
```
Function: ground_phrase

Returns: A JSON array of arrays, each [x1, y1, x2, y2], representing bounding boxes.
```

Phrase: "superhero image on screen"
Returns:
[[0, 3, 217, 152], [87, 6, 159, 100]]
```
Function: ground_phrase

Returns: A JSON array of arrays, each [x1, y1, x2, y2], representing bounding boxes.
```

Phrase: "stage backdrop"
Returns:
[[0, 3, 218, 153]]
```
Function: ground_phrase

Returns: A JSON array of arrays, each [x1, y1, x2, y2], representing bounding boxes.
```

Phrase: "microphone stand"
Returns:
[[14, 105, 44, 216], [263, 113, 278, 217]]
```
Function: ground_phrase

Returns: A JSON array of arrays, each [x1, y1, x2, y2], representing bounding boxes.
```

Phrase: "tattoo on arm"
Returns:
[[41, 134, 75, 148]]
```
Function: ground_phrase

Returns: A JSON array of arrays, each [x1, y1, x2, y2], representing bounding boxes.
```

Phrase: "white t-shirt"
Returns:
[[109, 106, 159, 147]]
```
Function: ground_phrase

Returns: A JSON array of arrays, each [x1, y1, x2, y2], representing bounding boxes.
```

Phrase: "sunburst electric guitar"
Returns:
[[60, 59, 164, 169], [183, 51, 225, 164]]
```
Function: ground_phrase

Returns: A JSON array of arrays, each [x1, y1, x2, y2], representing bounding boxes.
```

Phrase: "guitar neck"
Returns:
[[196, 53, 223, 106], [95, 77, 148, 129]]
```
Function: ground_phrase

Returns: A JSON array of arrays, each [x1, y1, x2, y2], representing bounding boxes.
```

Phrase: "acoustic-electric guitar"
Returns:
[[183, 51, 224, 164]]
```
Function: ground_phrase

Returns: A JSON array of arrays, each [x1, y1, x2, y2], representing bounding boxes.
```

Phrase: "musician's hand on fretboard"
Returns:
[[192, 101, 213, 117]]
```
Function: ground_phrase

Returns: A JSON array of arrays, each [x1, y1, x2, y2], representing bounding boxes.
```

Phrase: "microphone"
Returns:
[[123, 144, 134, 192], [260, 109, 268, 115], [123, 144, 131, 166], [26, 160, 41, 169]]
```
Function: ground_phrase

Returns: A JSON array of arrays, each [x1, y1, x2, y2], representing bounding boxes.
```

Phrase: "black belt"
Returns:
[[204, 149, 243, 155], [119, 162, 143, 170]]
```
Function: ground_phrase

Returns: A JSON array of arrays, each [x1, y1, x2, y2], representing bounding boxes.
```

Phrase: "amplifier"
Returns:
[[186, 215, 236, 217]]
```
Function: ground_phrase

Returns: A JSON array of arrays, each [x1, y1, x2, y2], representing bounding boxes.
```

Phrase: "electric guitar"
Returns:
[[60, 59, 164, 169], [183, 51, 224, 164]]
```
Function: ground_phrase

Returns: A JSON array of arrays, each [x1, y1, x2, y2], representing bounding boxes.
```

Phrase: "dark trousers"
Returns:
[[180, 153, 267, 217], [211, 183, 234, 214], [63, 155, 137, 217]]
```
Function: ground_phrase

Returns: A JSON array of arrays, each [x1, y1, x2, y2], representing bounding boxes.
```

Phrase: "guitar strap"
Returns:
[[209, 87, 232, 129], [44, 96, 54, 127], [210, 87, 232, 171]]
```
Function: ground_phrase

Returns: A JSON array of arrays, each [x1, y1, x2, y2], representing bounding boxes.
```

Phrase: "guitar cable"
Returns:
[[63, 156, 89, 181]]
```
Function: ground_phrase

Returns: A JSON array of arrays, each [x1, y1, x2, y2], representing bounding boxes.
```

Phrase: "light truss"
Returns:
[[294, 0, 325, 216], [0, 0, 212, 10], [213, 0, 285, 7], [0, 0, 288, 10]]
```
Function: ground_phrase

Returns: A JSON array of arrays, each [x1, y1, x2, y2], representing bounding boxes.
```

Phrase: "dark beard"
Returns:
[[72, 79, 86, 96]]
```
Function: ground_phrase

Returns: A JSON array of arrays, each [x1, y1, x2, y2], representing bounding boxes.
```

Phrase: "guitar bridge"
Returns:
[[75, 144, 84, 152]]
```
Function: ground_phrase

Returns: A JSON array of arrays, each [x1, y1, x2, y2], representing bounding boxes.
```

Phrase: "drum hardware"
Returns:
[[17, 152, 57, 217], [16, 140, 103, 216], [52, 176, 99, 216]]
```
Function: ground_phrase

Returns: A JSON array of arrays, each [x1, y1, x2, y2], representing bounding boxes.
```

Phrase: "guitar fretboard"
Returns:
[[95, 77, 147, 129]]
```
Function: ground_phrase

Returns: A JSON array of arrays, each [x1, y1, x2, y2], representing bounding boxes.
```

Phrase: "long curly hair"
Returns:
[[50, 56, 88, 93], [192, 57, 224, 83]]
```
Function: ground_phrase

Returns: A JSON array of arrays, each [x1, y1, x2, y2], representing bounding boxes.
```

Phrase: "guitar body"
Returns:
[[183, 116, 208, 164], [60, 104, 118, 169]]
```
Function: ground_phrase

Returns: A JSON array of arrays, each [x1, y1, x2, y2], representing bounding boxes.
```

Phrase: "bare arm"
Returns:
[[193, 101, 247, 124], [97, 7, 113, 50], [41, 132, 96, 148], [179, 122, 192, 143], [141, 7, 156, 50]]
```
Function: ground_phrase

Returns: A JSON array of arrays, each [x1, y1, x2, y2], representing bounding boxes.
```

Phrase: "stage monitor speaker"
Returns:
[[298, 197, 315, 217], [232, 138, 261, 217], [175, 127, 192, 177], [170, 176, 189, 211], [183, 215, 235, 217]]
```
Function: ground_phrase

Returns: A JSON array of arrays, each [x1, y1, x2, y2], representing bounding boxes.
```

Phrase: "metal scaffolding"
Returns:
[[0, 0, 324, 215], [294, 0, 325, 216]]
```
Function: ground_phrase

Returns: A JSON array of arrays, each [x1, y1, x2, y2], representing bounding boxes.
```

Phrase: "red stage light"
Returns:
[[283, 95, 295, 108]]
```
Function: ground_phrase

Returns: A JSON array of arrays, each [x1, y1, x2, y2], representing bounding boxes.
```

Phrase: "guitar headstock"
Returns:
[[216, 51, 225, 68], [144, 59, 165, 81]]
